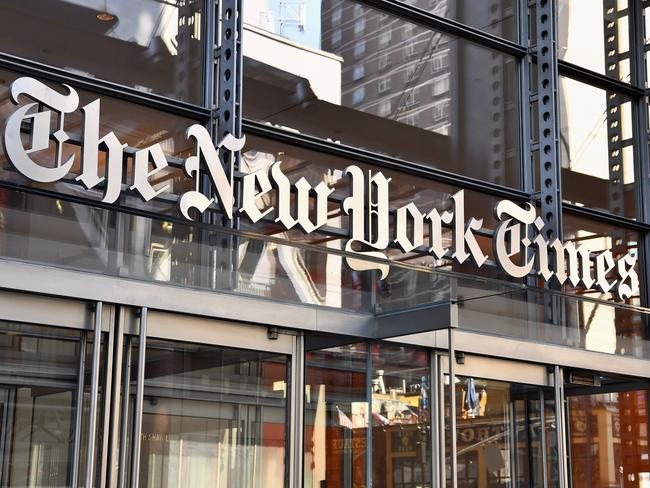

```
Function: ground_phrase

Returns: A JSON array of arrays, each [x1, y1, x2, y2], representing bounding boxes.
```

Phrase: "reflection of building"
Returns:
[[321, 0, 452, 135]]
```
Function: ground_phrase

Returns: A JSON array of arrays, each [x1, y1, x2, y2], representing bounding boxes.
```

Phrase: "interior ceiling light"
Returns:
[[96, 0, 115, 22], [96, 12, 115, 21]]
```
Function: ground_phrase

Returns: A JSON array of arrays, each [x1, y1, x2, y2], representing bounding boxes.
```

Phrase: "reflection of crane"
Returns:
[[278, 1, 306, 34]]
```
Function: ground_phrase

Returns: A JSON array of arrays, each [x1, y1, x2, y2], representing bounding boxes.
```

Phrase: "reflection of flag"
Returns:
[[337, 407, 353, 429], [465, 378, 478, 411], [372, 411, 390, 426]]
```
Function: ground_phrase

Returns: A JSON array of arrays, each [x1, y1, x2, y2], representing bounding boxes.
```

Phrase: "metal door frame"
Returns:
[[437, 349, 560, 488], [562, 370, 650, 488], [117, 306, 302, 488]]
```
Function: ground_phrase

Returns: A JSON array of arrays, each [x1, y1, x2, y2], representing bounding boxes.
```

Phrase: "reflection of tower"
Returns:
[[321, 0, 452, 135], [603, 0, 624, 217], [320, 0, 516, 185], [176, 0, 202, 102], [486, 0, 507, 186], [278, 1, 306, 34]]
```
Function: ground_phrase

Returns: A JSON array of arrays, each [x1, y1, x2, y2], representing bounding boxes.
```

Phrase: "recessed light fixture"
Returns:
[[96, 12, 115, 21], [96, 0, 115, 22]]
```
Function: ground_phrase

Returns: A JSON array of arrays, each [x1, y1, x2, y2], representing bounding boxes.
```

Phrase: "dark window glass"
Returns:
[[558, 0, 631, 83], [0, 0, 204, 103], [559, 76, 636, 218], [401, 0, 517, 41], [243, 0, 521, 188]]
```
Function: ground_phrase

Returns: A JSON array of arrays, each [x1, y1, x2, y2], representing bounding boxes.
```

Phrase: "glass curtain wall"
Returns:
[[0, 321, 94, 487], [444, 374, 557, 488], [124, 338, 289, 488], [566, 376, 650, 488], [304, 342, 432, 488]]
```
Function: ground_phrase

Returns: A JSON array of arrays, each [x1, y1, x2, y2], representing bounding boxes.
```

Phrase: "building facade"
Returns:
[[0, 1, 649, 487]]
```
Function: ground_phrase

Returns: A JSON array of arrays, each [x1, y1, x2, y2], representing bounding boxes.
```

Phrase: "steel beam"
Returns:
[[84, 302, 103, 488], [129, 307, 148, 488]]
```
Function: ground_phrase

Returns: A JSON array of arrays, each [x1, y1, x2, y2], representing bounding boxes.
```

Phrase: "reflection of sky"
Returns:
[[63, 0, 179, 53], [245, 0, 322, 50]]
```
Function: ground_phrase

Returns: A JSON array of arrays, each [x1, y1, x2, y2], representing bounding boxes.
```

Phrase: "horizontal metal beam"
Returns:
[[563, 202, 650, 232], [244, 119, 532, 202], [359, 0, 527, 57], [0, 53, 211, 121], [375, 301, 455, 339], [558, 59, 645, 98]]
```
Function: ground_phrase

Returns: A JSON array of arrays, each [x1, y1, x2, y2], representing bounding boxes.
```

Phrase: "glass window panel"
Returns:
[[562, 212, 641, 306], [130, 339, 288, 488], [371, 343, 431, 487], [401, 0, 517, 41], [0, 69, 200, 210], [0, 0, 204, 103], [241, 134, 523, 287], [0, 322, 83, 487], [243, 0, 521, 188], [444, 374, 557, 488], [305, 342, 431, 487], [558, 0, 631, 83], [567, 382, 650, 488], [304, 343, 369, 488], [559, 76, 636, 218]]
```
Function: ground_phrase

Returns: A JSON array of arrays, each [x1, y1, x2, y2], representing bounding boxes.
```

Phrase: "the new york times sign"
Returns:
[[2, 77, 639, 300]]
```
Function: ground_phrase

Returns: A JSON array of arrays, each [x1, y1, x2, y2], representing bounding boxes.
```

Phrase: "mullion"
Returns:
[[357, 0, 527, 57], [563, 203, 650, 234], [557, 60, 644, 97], [243, 119, 531, 202], [0, 53, 211, 120]]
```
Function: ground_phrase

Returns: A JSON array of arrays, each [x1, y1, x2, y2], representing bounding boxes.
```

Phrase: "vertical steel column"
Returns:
[[200, 0, 217, 290], [448, 328, 457, 488], [534, 0, 563, 345], [289, 333, 305, 488], [99, 307, 116, 488], [630, 1, 650, 310], [365, 344, 373, 488], [534, 0, 562, 244], [129, 307, 148, 488], [85, 302, 103, 488], [553, 366, 568, 488], [539, 388, 549, 488], [117, 336, 132, 488], [106, 307, 125, 488], [213, 0, 243, 291], [430, 352, 440, 488], [71, 332, 87, 488], [603, 1, 625, 218]]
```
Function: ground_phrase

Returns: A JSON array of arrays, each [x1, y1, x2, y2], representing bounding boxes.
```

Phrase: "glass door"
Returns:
[[443, 355, 557, 488], [125, 310, 294, 488], [565, 373, 650, 488], [0, 321, 85, 487]]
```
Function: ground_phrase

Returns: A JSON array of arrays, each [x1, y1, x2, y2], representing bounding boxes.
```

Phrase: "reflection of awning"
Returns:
[[244, 57, 452, 169]]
